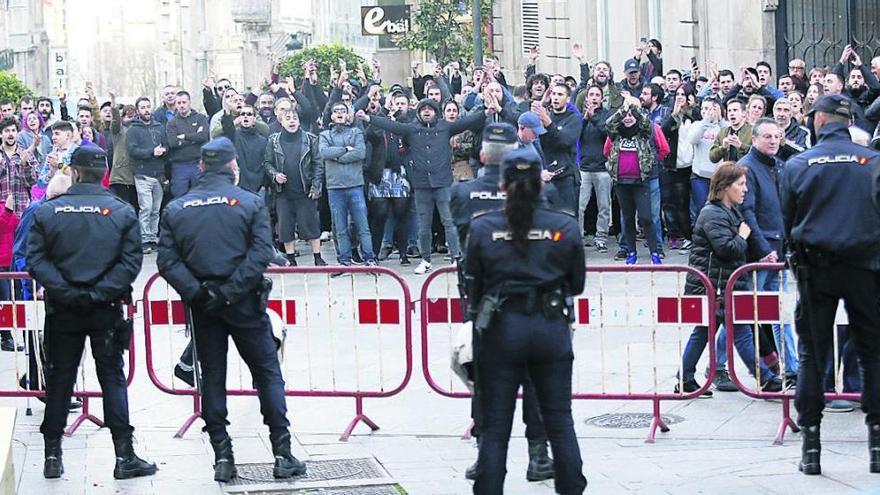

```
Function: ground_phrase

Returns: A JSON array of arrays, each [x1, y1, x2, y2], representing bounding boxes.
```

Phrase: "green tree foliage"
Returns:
[[393, 0, 493, 64], [279, 44, 365, 90], [0, 71, 34, 105]]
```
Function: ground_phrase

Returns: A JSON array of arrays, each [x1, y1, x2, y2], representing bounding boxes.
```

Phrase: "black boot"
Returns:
[[464, 458, 478, 480], [112, 436, 158, 480], [43, 436, 63, 479], [210, 436, 237, 482], [526, 440, 554, 481], [799, 424, 821, 475], [270, 431, 307, 478], [870, 424, 880, 473]]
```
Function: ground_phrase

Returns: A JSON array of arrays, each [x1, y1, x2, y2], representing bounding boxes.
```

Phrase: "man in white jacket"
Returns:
[[686, 97, 726, 224]]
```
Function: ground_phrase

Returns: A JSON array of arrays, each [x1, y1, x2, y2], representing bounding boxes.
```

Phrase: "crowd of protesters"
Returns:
[[1, 39, 878, 400]]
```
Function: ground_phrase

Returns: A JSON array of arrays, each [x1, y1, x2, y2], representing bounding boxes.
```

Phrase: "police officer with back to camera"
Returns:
[[450, 123, 555, 483], [27, 144, 157, 480], [157, 137, 306, 482], [780, 94, 880, 476], [464, 147, 587, 494]]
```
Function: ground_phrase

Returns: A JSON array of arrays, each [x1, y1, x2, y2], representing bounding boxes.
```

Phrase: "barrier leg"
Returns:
[[174, 394, 203, 439], [339, 396, 380, 441], [773, 396, 800, 445], [65, 396, 104, 436], [645, 398, 670, 444]]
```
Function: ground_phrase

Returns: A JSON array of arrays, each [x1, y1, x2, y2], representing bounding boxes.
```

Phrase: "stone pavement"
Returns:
[[5, 245, 880, 494]]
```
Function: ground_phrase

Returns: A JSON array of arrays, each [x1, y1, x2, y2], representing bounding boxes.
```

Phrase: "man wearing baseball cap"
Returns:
[[28, 144, 157, 480], [619, 58, 645, 98]]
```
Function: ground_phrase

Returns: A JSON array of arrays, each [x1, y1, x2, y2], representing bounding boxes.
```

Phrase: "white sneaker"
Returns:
[[319, 231, 331, 242], [414, 260, 432, 275]]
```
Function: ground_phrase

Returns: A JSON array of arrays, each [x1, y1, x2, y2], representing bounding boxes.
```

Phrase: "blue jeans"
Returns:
[[682, 309, 776, 383], [649, 177, 663, 248], [823, 325, 862, 393], [328, 187, 374, 263], [756, 270, 799, 375], [413, 187, 459, 261], [170, 160, 201, 198], [689, 177, 710, 227], [134, 175, 163, 244], [381, 199, 419, 249], [475, 310, 587, 495]]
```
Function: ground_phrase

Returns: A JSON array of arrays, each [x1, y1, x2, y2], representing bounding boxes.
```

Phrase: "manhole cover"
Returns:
[[584, 413, 684, 429], [230, 458, 388, 485], [227, 485, 402, 495]]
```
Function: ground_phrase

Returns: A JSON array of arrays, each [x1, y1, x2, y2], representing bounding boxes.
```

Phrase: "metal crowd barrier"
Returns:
[[141, 266, 413, 440], [420, 265, 718, 443], [0, 272, 136, 436], [723, 262, 857, 445]]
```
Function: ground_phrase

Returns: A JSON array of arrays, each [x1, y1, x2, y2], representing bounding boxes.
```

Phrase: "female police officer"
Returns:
[[464, 147, 587, 494]]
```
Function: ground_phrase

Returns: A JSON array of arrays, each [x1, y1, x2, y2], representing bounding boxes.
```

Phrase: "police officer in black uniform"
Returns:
[[780, 94, 880, 475], [27, 144, 157, 480], [464, 147, 587, 494], [451, 123, 555, 482], [157, 137, 306, 482]]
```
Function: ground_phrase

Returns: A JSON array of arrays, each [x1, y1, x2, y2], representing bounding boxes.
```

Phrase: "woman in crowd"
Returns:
[[660, 82, 697, 253], [676, 162, 783, 395]]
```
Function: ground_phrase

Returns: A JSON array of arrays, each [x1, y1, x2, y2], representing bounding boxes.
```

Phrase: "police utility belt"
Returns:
[[791, 244, 842, 268], [472, 286, 574, 335]]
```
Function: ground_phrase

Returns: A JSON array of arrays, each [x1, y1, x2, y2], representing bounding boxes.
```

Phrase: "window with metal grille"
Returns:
[[521, 0, 539, 54]]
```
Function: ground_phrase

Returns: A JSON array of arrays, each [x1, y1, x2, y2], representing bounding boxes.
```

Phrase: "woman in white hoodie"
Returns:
[[687, 96, 726, 225]]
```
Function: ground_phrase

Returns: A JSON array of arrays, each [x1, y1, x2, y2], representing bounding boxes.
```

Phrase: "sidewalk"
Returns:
[[7, 247, 879, 494]]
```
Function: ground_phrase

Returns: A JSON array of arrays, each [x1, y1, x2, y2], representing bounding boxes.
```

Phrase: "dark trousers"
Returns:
[[660, 168, 691, 240], [615, 181, 658, 254], [474, 310, 586, 495], [471, 375, 548, 442], [368, 196, 411, 258], [191, 295, 290, 442], [41, 307, 133, 440], [110, 183, 140, 214], [170, 161, 201, 198], [552, 174, 579, 214], [794, 264, 880, 427]]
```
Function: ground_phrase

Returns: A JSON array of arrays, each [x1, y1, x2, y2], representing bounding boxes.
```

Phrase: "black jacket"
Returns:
[[166, 111, 210, 163], [126, 118, 168, 178], [27, 183, 142, 304], [781, 123, 880, 269], [222, 118, 268, 193], [685, 201, 750, 296], [157, 169, 273, 304], [263, 129, 323, 196], [578, 107, 611, 172], [368, 106, 488, 189], [738, 148, 784, 260], [465, 206, 585, 307], [540, 108, 581, 179]]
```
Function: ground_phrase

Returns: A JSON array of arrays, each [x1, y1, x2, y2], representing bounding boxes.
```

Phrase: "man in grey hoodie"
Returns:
[[319, 103, 373, 265]]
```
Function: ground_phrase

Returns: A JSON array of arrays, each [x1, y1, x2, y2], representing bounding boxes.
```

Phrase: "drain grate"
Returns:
[[229, 458, 388, 485], [584, 412, 684, 429], [226, 485, 402, 495]]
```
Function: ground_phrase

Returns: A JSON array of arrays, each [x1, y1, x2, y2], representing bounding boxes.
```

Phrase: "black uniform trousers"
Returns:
[[191, 294, 290, 442], [41, 306, 133, 440], [474, 308, 586, 495], [794, 263, 880, 427]]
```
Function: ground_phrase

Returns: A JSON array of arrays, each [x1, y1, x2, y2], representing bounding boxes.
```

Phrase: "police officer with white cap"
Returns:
[[28, 144, 157, 480], [157, 137, 306, 482]]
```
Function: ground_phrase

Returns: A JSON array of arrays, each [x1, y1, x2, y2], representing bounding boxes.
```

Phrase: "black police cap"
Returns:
[[500, 147, 543, 177], [483, 123, 517, 145], [806, 94, 853, 119], [70, 144, 108, 169], [201, 137, 237, 167]]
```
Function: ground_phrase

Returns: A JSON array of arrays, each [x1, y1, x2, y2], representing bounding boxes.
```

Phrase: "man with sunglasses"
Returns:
[[202, 77, 233, 118], [166, 90, 210, 197], [221, 105, 266, 194]]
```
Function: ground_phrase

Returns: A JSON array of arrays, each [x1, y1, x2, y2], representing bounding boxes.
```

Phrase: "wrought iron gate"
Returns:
[[775, 0, 880, 71]]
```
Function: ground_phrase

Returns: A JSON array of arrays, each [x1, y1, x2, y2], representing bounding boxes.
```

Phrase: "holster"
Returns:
[[257, 277, 272, 312], [473, 293, 505, 338], [113, 310, 132, 350]]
